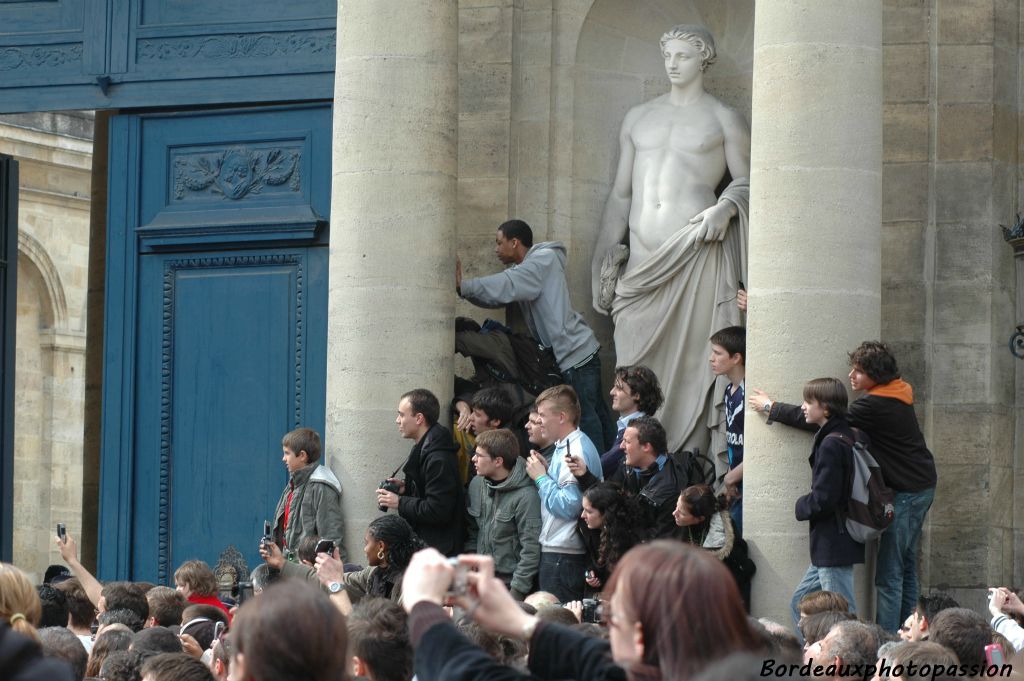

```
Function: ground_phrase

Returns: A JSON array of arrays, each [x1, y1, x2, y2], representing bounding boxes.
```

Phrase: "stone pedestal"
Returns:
[[745, 0, 883, 626], [326, 2, 458, 560]]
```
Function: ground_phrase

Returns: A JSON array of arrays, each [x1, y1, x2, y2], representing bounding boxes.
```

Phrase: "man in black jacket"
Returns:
[[378, 389, 465, 556], [569, 415, 682, 539]]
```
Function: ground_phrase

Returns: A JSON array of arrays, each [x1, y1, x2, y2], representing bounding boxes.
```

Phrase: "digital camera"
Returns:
[[378, 479, 402, 512], [581, 598, 602, 624]]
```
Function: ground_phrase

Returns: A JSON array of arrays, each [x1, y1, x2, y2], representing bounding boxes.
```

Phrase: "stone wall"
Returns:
[[0, 112, 92, 582], [881, 0, 1019, 609], [457, 0, 515, 330]]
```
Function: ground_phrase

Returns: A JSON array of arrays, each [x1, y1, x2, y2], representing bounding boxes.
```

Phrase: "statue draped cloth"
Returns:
[[611, 178, 749, 462]]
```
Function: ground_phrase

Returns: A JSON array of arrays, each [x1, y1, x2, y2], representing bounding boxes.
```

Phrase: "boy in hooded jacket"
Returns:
[[465, 429, 541, 600], [273, 427, 347, 561]]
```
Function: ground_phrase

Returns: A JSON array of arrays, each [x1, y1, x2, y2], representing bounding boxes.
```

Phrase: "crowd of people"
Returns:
[[1, 220, 1023, 680]]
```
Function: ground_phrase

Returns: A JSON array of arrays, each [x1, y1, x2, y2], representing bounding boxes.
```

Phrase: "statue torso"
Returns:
[[626, 95, 729, 265]]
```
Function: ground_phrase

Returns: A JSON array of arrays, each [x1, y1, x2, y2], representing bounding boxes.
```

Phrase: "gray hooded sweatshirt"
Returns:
[[459, 241, 599, 370]]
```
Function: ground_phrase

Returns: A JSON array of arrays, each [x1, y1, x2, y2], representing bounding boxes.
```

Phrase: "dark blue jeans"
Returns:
[[562, 353, 615, 451], [875, 487, 935, 632], [538, 551, 586, 604]]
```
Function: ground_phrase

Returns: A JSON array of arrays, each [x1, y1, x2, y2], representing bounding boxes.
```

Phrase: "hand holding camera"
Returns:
[[525, 451, 549, 480], [403, 550, 538, 641], [54, 526, 79, 564], [259, 539, 285, 571], [314, 551, 345, 587], [376, 478, 403, 512]]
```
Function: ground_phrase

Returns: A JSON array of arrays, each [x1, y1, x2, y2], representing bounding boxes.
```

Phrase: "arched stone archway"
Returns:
[[12, 244, 85, 578]]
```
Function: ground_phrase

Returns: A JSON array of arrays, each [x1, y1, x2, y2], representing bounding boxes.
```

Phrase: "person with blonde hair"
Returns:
[[0, 562, 75, 679], [0, 562, 42, 641]]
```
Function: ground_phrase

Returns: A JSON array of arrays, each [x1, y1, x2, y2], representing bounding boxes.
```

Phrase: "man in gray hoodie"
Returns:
[[457, 219, 614, 450], [464, 429, 541, 600]]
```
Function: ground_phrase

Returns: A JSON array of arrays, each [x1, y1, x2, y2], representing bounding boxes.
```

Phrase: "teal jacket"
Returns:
[[464, 457, 541, 597]]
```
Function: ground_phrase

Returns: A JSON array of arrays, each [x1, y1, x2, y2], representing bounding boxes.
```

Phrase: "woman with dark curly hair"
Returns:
[[577, 482, 642, 594]]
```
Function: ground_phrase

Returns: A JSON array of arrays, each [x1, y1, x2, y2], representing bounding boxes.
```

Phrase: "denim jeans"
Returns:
[[791, 564, 857, 632], [538, 551, 586, 604], [875, 487, 935, 632], [562, 353, 615, 451]]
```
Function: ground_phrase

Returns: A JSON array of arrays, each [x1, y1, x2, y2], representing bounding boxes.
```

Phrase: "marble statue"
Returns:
[[591, 25, 751, 455]]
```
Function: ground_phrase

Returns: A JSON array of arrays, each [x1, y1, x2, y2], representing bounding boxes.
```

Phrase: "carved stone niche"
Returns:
[[566, 0, 755, 335]]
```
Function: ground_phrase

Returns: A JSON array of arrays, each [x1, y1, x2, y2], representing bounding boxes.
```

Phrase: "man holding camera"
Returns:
[[377, 389, 465, 556]]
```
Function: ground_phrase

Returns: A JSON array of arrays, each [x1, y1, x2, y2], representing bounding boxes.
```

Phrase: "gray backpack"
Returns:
[[826, 429, 896, 543]]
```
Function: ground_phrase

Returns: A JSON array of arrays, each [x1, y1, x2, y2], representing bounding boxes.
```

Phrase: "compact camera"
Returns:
[[234, 581, 255, 605], [378, 480, 402, 512], [581, 598, 602, 624], [446, 557, 469, 599]]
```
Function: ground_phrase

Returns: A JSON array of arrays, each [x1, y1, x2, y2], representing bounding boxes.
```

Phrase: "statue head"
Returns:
[[660, 25, 717, 72]]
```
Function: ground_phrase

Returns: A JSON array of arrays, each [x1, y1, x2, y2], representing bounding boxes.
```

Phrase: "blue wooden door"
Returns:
[[99, 104, 331, 582], [0, 156, 18, 563]]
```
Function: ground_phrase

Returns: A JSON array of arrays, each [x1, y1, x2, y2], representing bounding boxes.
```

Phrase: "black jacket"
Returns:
[[793, 417, 864, 567], [399, 423, 465, 556], [0, 624, 74, 681], [768, 391, 936, 492], [409, 602, 626, 681], [577, 456, 682, 539]]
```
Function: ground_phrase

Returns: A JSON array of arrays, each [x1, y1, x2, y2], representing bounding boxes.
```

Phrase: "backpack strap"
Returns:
[[821, 431, 855, 522]]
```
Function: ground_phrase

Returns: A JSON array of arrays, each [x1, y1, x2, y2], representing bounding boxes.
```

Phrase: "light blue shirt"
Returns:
[[616, 410, 645, 435], [535, 428, 602, 552]]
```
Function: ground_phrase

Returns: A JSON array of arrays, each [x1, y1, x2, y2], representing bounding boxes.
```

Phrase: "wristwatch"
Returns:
[[762, 400, 773, 414], [328, 581, 345, 594]]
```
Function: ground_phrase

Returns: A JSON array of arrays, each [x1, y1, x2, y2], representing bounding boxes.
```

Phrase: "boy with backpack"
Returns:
[[786, 378, 863, 625]]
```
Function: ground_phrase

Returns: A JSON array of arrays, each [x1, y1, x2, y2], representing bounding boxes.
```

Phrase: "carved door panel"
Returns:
[[98, 104, 330, 581], [0, 155, 18, 562], [0, 0, 336, 113]]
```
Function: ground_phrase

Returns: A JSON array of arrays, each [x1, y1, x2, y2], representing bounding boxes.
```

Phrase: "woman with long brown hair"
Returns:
[[604, 541, 759, 679], [401, 541, 760, 681]]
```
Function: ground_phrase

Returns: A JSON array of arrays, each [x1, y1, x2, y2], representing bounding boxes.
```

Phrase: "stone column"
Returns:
[[327, 2, 458, 559], [745, 1, 882, 625]]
